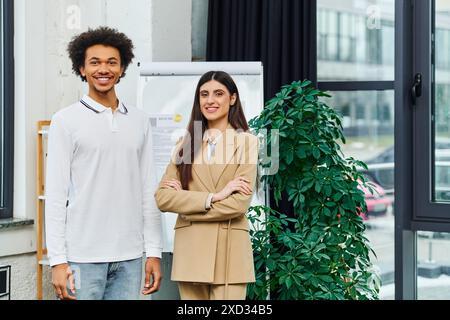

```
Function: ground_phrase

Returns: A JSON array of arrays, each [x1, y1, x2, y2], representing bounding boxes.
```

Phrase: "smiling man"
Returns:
[[45, 27, 162, 300]]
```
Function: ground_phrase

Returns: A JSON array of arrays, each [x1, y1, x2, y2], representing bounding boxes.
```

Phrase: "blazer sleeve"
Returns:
[[154, 150, 210, 215], [182, 133, 258, 222]]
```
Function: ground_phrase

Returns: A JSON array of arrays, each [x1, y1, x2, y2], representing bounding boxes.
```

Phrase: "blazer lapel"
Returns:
[[192, 142, 216, 191], [210, 128, 239, 189]]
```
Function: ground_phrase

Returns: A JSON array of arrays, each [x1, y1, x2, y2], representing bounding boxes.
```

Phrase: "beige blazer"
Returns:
[[155, 127, 258, 284]]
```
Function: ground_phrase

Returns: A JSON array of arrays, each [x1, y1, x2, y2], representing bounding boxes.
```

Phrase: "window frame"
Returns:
[[410, 0, 450, 230], [0, 0, 14, 220]]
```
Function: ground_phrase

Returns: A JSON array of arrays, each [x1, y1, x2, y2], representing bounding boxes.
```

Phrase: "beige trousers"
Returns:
[[178, 282, 247, 300]]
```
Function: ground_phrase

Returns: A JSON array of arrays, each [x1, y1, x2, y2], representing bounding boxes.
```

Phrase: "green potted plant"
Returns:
[[247, 80, 381, 300]]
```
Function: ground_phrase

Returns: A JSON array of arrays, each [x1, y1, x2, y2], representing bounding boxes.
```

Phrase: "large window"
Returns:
[[318, 1, 395, 81], [0, 0, 14, 219], [317, 0, 395, 299]]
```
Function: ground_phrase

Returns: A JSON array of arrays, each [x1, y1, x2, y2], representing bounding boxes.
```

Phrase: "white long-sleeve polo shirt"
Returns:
[[45, 95, 162, 266]]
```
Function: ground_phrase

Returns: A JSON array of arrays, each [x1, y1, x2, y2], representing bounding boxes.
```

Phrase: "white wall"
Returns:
[[0, 254, 54, 300], [3, 0, 194, 299], [151, 0, 192, 61]]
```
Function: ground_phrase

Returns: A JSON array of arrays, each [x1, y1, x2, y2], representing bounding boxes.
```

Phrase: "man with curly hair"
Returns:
[[45, 26, 162, 300]]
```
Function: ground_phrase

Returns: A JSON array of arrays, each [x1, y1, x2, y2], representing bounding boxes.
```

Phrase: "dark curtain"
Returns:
[[206, 0, 317, 101], [206, 0, 317, 218]]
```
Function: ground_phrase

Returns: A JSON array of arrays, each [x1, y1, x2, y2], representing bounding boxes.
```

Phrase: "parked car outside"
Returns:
[[363, 141, 450, 201], [358, 180, 393, 220]]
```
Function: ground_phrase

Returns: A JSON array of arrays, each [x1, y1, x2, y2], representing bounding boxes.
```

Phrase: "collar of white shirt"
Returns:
[[80, 94, 128, 114], [203, 129, 224, 145]]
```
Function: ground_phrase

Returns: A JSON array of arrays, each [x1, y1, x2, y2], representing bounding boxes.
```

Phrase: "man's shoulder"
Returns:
[[48, 102, 86, 133], [52, 101, 84, 120]]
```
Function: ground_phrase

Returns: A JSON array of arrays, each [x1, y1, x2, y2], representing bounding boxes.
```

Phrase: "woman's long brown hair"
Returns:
[[176, 71, 249, 190]]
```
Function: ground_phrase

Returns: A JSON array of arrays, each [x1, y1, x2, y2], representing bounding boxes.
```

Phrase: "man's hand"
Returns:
[[142, 257, 162, 295], [52, 263, 76, 300]]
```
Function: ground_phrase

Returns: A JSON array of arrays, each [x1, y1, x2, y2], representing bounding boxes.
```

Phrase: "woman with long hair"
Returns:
[[154, 70, 258, 300]]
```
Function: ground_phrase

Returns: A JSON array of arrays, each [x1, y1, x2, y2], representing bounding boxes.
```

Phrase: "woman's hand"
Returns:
[[212, 176, 252, 202], [162, 179, 182, 191]]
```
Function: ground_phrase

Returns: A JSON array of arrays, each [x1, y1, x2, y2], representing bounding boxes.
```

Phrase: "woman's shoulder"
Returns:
[[234, 130, 258, 156], [235, 130, 258, 144]]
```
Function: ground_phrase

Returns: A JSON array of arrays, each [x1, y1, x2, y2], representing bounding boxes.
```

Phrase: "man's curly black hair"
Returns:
[[67, 26, 135, 82]]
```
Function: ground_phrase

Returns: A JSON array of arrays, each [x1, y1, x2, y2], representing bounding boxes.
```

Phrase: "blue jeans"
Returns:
[[68, 257, 142, 300]]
